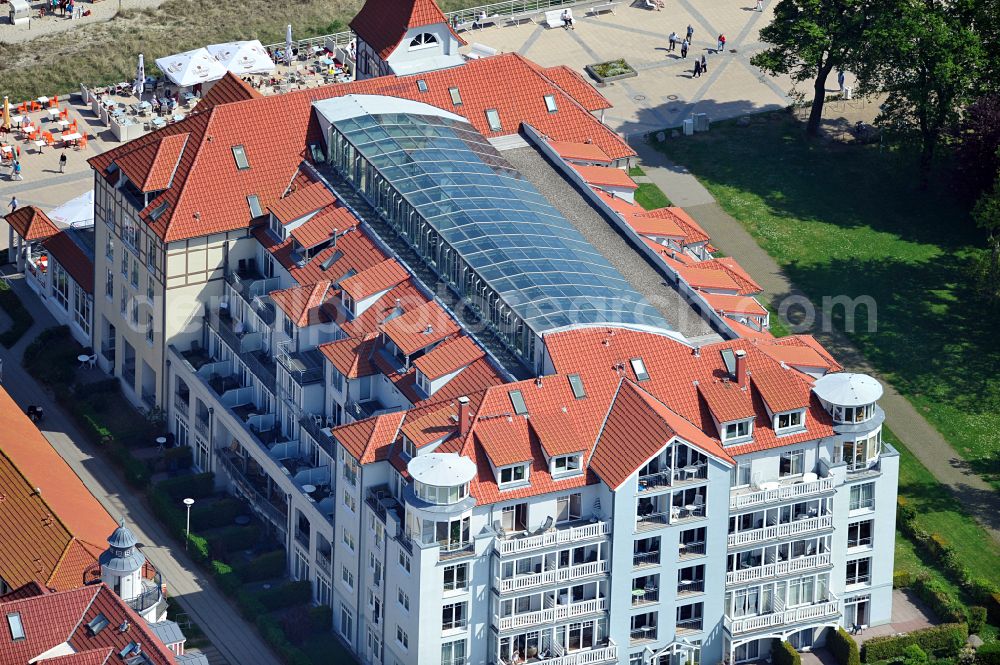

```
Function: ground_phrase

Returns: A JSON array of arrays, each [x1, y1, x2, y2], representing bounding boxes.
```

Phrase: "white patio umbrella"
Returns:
[[285, 24, 293, 66], [155, 48, 228, 88], [48, 190, 95, 228], [206, 41, 275, 75], [133, 53, 146, 98]]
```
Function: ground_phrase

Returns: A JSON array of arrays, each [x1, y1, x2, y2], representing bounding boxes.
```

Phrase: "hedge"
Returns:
[[156, 473, 215, 501], [236, 550, 286, 582], [911, 576, 967, 624], [829, 627, 860, 665], [773, 641, 801, 665], [862, 623, 968, 662], [968, 606, 987, 635], [207, 525, 259, 556], [977, 642, 1000, 665], [0, 283, 35, 348], [990, 593, 1000, 628], [191, 497, 243, 530], [256, 581, 313, 612], [163, 446, 193, 470]]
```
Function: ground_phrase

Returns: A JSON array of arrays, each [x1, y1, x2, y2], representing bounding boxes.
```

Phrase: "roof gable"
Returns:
[[350, 0, 466, 60], [5, 206, 59, 242]]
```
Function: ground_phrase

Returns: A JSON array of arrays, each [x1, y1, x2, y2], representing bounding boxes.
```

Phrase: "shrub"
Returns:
[[211, 560, 241, 595], [863, 624, 968, 662], [191, 497, 243, 530], [773, 640, 801, 665], [903, 645, 929, 665], [255, 614, 290, 651], [0, 284, 34, 348], [156, 473, 215, 501], [235, 589, 266, 619], [895, 570, 914, 589], [912, 577, 967, 624], [22, 325, 78, 385], [307, 605, 333, 633], [86, 378, 121, 394], [967, 606, 987, 635], [206, 525, 259, 555], [256, 581, 312, 611], [977, 642, 1000, 665], [280, 605, 313, 644], [236, 550, 286, 582], [163, 446, 193, 470], [829, 627, 861, 665]]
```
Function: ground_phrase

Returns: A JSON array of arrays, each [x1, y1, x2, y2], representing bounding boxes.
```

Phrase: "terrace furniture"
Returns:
[[505, 10, 536, 26], [543, 9, 566, 28], [466, 42, 499, 60], [586, 1, 619, 15]]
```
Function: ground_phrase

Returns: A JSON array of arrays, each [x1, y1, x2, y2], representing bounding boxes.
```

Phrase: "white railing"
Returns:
[[730, 477, 836, 510], [725, 596, 840, 635], [496, 521, 610, 556], [496, 598, 608, 631], [726, 552, 832, 586], [727, 515, 833, 548], [496, 560, 609, 593], [495, 642, 618, 665]]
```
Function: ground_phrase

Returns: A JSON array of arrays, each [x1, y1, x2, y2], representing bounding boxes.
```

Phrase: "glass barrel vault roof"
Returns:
[[328, 108, 670, 335]]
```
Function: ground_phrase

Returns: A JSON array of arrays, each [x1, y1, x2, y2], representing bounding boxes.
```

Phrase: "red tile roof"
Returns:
[[548, 140, 612, 164], [289, 206, 356, 250], [42, 649, 114, 665], [43, 231, 95, 294], [195, 71, 262, 111], [269, 281, 334, 327], [697, 379, 755, 422], [529, 410, 585, 457], [699, 291, 767, 317], [117, 133, 189, 193], [340, 258, 410, 301], [4, 206, 59, 242], [771, 335, 841, 371], [631, 207, 710, 245], [269, 181, 337, 225], [319, 334, 380, 379], [412, 335, 484, 380], [711, 257, 762, 294], [381, 300, 459, 355], [334, 412, 406, 464], [572, 164, 637, 189], [535, 65, 612, 112], [724, 316, 775, 340], [750, 363, 812, 414], [350, 0, 466, 60], [677, 264, 742, 292]]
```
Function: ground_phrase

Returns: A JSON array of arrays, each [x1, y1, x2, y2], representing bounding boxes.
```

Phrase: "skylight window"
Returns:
[[630, 357, 650, 382], [449, 87, 462, 106], [246, 195, 262, 218], [231, 145, 250, 170], [485, 109, 502, 132], [335, 267, 357, 286], [7, 613, 25, 641], [320, 249, 344, 271], [509, 389, 528, 415], [148, 201, 168, 221], [720, 348, 737, 378], [87, 613, 110, 635], [416, 79, 428, 93], [568, 374, 586, 399], [544, 94, 558, 113]]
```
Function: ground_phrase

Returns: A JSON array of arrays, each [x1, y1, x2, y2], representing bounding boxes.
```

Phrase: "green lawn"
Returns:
[[657, 113, 1000, 476], [629, 165, 647, 177], [0, 281, 35, 349], [635, 182, 673, 210]]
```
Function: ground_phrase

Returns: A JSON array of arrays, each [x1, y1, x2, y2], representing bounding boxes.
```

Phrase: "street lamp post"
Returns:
[[183, 498, 195, 550]]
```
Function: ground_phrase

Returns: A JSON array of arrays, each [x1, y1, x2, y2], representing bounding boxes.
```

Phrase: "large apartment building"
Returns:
[[81, 1, 898, 664]]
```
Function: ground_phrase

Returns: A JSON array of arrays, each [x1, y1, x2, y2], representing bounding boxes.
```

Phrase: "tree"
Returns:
[[751, 0, 875, 137], [951, 95, 1000, 202], [973, 166, 1000, 299], [857, 0, 984, 188]]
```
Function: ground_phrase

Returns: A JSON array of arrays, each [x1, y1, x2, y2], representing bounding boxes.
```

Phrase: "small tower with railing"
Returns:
[[99, 518, 166, 623]]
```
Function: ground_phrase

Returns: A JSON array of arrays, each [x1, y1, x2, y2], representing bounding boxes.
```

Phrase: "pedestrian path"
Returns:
[[0, 269, 279, 665], [632, 140, 1000, 546]]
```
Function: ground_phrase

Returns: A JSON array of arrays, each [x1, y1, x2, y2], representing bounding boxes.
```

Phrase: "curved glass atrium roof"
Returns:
[[319, 98, 669, 334]]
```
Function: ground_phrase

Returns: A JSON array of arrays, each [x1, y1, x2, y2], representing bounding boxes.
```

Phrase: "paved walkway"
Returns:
[[0, 270, 279, 665], [852, 590, 938, 645], [632, 139, 1000, 546]]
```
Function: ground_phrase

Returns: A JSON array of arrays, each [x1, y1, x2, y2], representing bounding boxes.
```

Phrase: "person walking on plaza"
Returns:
[[755, 0, 764, 10], [838, 70, 846, 92], [680, 40, 689, 59], [668, 31, 677, 51], [693, 58, 702, 78], [8, 196, 17, 213], [686, 24, 694, 41], [59, 152, 67, 173], [13, 160, 22, 181], [717, 34, 727, 53], [701, 54, 708, 74]]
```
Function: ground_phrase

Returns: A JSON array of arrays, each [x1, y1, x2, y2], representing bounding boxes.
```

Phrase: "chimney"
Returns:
[[457, 396, 471, 437], [331, 228, 339, 247], [735, 349, 747, 388], [692, 346, 701, 357]]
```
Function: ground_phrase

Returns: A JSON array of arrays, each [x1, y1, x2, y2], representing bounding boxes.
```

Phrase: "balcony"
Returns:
[[440, 541, 476, 562], [366, 486, 403, 525], [631, 587, 659, 607], [633, 550, 661, 569], [174, 393, 190, 418], [638, 464, 708, 493], [276, 341, 324, 385], [630, 626, 658, 645], [726, 552, 832, 586], [724, 594, 840, 635], [495, 641, 618, 665], [496, 520, 610, 557], [496, 597, 608, 632], [126, 573, 166, 618], [215, 448, 288, 532], [226, 269, 279, 326], [300, 415, 336, 453], [728, 515, 834, 549], [677, 579, 705, 597], [496, 560, 609, 594], [345, 398, 394, 422], [730, 476, 836, 510], [205, 309, 277, 392], [316, 548, 332, 573]]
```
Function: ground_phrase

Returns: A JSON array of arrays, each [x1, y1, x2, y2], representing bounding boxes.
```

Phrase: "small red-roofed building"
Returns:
[[572, 164, 638, 203]]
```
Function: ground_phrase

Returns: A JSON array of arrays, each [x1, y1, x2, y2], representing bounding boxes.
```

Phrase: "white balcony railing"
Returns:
[[726, 552, 832, 586], [725, 596, 840, 635], [496, 521, 610, 556], [495, 641, 618, 665], [727, 515, 834, 548], [730, 477, 836, 510], [496, 598, 608, 631], [496, 560, 609, 594]]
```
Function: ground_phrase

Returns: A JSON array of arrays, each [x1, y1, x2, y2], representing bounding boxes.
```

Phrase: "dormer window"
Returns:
[[775, 410, 805, 433], [409, 32, 438, 50], [499, 464, 528, 487], [402, 436, 416, 460], [630, 357, 650, 382], [552, 453, 582, 477], [416, 370, 431, 394], [342, 291, 355, 316], [722, 419, 752, 442], [247, 194, 262, 218], [544, 94, 558, 113]]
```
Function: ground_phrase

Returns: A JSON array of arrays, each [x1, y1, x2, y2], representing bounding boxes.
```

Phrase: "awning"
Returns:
[[155, 48, 228, 87], [48, 190, 94, 228], [206, 40, 276, 75]]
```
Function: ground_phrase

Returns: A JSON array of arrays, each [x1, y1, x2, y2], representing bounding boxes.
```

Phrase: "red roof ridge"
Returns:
[[5, 206, 59, 242]]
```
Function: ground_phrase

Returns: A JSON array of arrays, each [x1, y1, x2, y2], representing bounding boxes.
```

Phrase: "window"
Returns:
[[557, 492, 582, 523], [398, 550, 411, 573], [341, 451, 359, 486], [508, 389, 527, 415], [442, 640, 467, 665], [443, 563, 469, 592], [232, 145, 250, 170], [780, 449, 805, 476], [553, 454, 582, 475], [339, 606, 353, 639], [343, 489, 356, 512], [87, 612, 109, 635], [630, 357, 650, 381], [485, 109, 502, 132], [442, 602, 468, 630], [397, 588, 410, 610], [499, 464, 528, 486], [731, 461, 751, 487], [846, 558, 872, 585], [402, 436, 416, 459], [341, 565, 354, 589], [247, 195, 263, 217], [840, 430, 882, 471], [416, 79, 428, 92], [146, 275, 154, 301], [52, 263, 69, 310], [408, 32, 438, 49], [723, 420, 752, 442], [568, 374, 586, 399], [544, 94, 558, 113], [120, 251, 128, 277], [106, 269, 114, 299], [396, 626, 409, 649], [130, 257, 138, 288], [449, 87, 462, 106], [776, 410, 804, 431], [850, 483, 875, 511], [6, 613, 25, 641], [120, 293, 127, 316], [342, 527, 355, 551], [105, 235, 114, 261], [130, 298, 139, 326], [676, 601, 703, 627], [145, 313, 154, 344], [848, 520, 873, 548]]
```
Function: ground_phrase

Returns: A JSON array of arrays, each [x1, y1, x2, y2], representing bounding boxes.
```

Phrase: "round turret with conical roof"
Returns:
[[99, 518, 146, 603]]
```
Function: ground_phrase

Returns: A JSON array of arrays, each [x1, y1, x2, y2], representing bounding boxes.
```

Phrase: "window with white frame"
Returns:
[[51, 263, 69, 310], [341, 565, 354, 589], [552, 453, 582, 476], [120, 251, 128, 278], [106, 269, 114, 300], [442, 602, 468, 631], [776, 410, 805, 432], [396, 626, 409, 649], [543, 94, 558, 113], [840, 430, 882, 471], [402, 436, 416, 459], [443, 563, 469, 592], [339, 606, 353, 639], [341, 450, 359, 486], [74, 286, 91, 335], [343, 489, 356, 513], [130, 257, 138, 289], [408, 32, 438, 49], [779, 449, 805, 476], [441, 640, 467, 665], [557, 492, 582, 523], [484, 109, 502, 132], [416, 370, 431, 394], [499, 464, 528, 487], [397, 588, 409, 611], [342, 527, 355, 551], [847, 520, 873, 548], [731, 461, 751, 487], [145, 313, 154, 344], [846, 558, 871, 585], [722, 419, 752, 442], [105, 235, 114, 262], [398, 550, 411, 573], [849, 483, 875, 511]]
